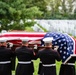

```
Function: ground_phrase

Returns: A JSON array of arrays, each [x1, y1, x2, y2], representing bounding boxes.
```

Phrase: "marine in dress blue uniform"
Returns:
[[59, 63, 75, 75], [37, 37, 61, 75], [7, 42, 16, 71], [0, 38, 12, 75], [59, 56, 76, 75], [15, 37, 35, 75]]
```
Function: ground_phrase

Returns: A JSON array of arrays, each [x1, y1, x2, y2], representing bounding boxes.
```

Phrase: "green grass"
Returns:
[[38, 24, 48, 32], [33, 59, 61, 75], [12, 59, 61, 75], [56, 61, 62, 75], [25, 27, 34, 32], [33, 59, 40, 75]]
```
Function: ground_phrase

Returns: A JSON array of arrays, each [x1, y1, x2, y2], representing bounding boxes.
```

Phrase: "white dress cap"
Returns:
[[0, 37, 7, 42], [20, 37, 29, 42], [43, 37, 53, 43]]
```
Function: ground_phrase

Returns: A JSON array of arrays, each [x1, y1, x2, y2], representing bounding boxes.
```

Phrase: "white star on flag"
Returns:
[[42, 32, 76, 62]]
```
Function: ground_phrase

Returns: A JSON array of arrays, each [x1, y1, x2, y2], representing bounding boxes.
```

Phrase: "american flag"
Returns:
[[0, 32, 46, 44], [42, 32, 76, 62]]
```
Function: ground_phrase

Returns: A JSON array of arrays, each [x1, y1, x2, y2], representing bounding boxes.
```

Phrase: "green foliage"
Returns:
[[0, 0, 43, 31], [9, 23, 25, 30], [0, 1, 9, 19], [24, 20, 36, 27], [74, 36, 76, 38], [0, 0, 76, 31], [23, 6, 43, 19], [25, 27, 34, 32]]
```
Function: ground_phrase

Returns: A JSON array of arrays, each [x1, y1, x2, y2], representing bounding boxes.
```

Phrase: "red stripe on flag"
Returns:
[[0, 32, 46, 44], [71, 37, 76, 54], [75, 39, 76, 54], [2, 34, 44, 37], [1, 32, 46, 37]]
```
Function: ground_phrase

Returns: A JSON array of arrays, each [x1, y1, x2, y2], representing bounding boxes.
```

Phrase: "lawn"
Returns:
[[12, 59, 61, 75], [34, 59, 61, 75]]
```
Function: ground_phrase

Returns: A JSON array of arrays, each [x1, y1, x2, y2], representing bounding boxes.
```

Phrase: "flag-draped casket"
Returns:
[[42, 32, 76, 62], [0, 32, 76, 62], [0, 32, 46, 45], [0, 32, 46, 70]]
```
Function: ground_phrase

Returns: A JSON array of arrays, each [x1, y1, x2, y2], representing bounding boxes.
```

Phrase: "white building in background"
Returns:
[[33, 20, 76, 36]]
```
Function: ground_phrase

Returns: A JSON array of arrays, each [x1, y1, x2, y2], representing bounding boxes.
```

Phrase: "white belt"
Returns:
[[18, 61, 31, 64], [0, 61, 11, 64], [67, 63, 75, 66], [43, 64, 56, 67]]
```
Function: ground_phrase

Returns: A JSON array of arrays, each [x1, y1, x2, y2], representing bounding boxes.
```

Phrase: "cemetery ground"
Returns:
[[12, 58, 61, 75]]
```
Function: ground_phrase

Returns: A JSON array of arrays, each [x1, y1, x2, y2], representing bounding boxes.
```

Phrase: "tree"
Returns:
[[44, 0, 76, 19], [26, 0, 48, 18], [0, 0, 43, 31]]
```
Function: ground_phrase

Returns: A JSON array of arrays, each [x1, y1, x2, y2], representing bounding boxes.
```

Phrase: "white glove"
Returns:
[[9, 43, 13, 47], [34, 45, 37, 49], [54, 46, 59, 51]]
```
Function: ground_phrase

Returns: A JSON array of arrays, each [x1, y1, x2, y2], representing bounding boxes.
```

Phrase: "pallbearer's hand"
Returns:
[[54, 46, 59, 51]]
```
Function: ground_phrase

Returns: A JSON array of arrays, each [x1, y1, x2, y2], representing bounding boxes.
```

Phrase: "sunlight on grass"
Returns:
[[33, 59, 40, 75], [33, 59, 61, 75], [25, 27, 34, 32], [56, 61, 62, 75]]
